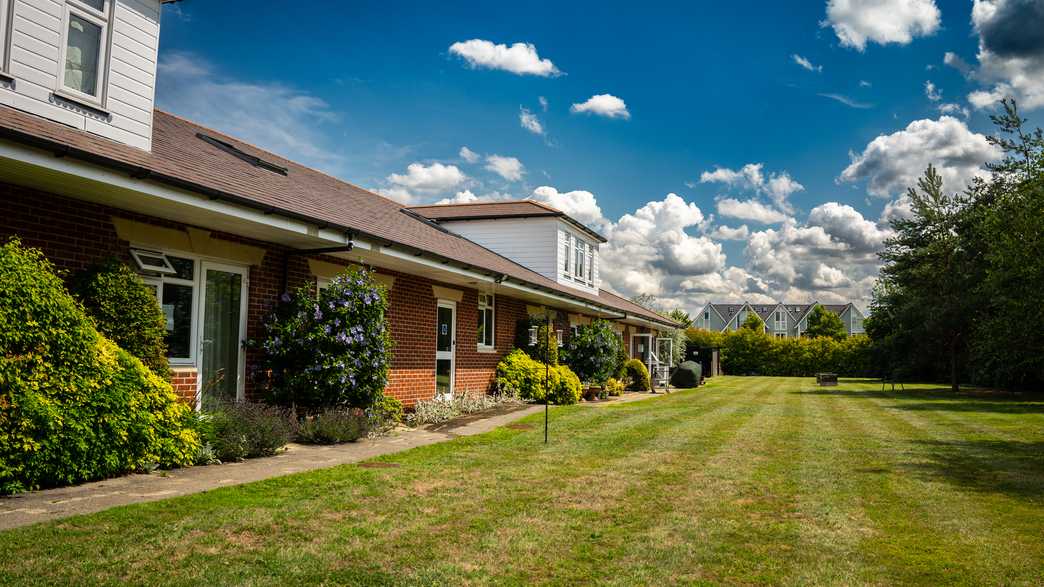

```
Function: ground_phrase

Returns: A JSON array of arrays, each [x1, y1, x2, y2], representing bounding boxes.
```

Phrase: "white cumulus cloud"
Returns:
[[448, 39, 561, 77], [530, 186, 609, 232], [385, 162, 468, 203], [717, 198, 788, 224], [824, 0, 941, 51], [484, 155, 525, 182], [459, 146, 480, 163], [570, 94, 631, 119], [962, 0, 1044, 111], [839, 116, 1002, 197]]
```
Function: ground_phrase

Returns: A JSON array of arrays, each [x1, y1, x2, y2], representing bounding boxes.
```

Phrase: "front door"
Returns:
[[632, 333, 651, 364], [435, 301, 456, 399], [198, 262, 248, 408]]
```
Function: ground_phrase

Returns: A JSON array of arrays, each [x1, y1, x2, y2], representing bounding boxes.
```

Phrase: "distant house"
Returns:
[[0, 0, 679, 407], [694, 302, 866, 337]]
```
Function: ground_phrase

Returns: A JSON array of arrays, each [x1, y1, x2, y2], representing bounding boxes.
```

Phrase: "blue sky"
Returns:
[[155, 0, 1044, 313]]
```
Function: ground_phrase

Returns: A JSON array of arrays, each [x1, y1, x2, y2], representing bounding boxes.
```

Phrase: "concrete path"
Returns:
[[0, 403, 545, 531]]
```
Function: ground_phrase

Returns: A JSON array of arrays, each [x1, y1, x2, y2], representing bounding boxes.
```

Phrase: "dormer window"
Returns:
[[59, 0, 110, 104], [563, 233, 571, 275]]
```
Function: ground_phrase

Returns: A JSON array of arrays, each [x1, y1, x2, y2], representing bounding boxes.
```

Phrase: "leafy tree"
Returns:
[[969, 99, 1044, 388], [562, 319, 622, 384], [630, 293, 660, 312], [666, 308, 693, 328], [804, 305, 846, 341], [740, 312, 765, 332]]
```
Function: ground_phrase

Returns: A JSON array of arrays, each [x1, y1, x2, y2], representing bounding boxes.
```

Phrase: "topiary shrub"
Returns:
[[71, 258, 171, 379], [670, 360, 702, 388], [604, 377, 625, 396], [563, 319, 624, 384], [0, 239, 198, 494], [621, 359, 651, 391], [494, 349, 580, 404], [254, 267, 393, 410]]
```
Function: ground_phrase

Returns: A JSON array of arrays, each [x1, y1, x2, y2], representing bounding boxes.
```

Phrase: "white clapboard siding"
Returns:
[[2, 0, 160, 151], [439, 217, 560, 280]]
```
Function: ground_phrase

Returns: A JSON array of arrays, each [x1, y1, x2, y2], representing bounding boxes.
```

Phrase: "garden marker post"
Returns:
[[544, 312, 550, 444]]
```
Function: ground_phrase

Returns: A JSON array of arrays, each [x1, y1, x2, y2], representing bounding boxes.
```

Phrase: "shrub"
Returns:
[[494, 349, 581, 404], [204, 401, 293, 461], [369, 395, 404, 432], [670, 360, 702, 388], [407, 392, 521, 426], [296, 409, 368, 444], [604, 377, 624, 396], [71, 258, 171, 379], [0, 240, 198, 494], [621, 359, 651, 391], [700, 324, 875, 378], [255, 267, 393, 410], [563, 319, 623, 384]]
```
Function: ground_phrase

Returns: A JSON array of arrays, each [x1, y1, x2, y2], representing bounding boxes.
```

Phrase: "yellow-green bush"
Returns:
[[0, 240, 199, 494], [621, 359, 651, 391], [494, 349, 581, 404], [685, 327, 874, 377], [604, 377, 625, 396]]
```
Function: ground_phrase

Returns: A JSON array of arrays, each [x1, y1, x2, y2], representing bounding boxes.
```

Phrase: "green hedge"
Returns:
[[495, 349, 581, 405], [686, 327, 873, 377], [72, 258, 171, 380], [0, 240, 199, 494]]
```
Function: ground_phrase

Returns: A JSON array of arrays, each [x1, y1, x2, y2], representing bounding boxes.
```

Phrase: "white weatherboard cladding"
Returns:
[[2, 0, 160, 150], [437, 217, 559, 280]]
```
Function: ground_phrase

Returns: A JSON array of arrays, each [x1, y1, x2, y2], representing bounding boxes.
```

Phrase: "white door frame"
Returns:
[[631, 332, 653, 365], [196, 260, 249, 407], [435, 299, 457, 399]]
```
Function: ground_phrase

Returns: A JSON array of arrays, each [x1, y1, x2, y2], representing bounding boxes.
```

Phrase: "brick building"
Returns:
[[0, 0, 676, 406]]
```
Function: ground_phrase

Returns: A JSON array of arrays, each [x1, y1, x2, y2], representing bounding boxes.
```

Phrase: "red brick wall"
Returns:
[[170, 368, 198, 404]]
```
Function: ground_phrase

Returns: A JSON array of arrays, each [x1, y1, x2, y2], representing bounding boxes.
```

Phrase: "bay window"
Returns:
[[477, 293, 494, 350], [59, 0, 110, 103]]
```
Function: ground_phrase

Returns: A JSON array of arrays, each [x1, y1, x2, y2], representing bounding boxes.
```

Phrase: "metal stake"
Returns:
[[544, 312, 550, 444]]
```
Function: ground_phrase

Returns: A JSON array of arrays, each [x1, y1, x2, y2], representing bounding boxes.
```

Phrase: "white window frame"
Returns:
[[573, 238, 585, 280], [775, 310, 786, 331], [316, 277, 331, 298], [477, 293, 495, 351], [140, 252, 199, 366], [0, 0, 12, 75], [586, 244, 594, 284], [562, 232, 572, 276], [56, 0, 111, 106]]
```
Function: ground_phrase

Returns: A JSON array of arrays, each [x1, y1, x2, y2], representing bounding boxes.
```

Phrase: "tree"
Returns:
[[804, 305, 846, 340], [666, 308, 693, 328], [562, 319, 622, 384], [740, 312, 765, 332], [630, 293, 660, 312]]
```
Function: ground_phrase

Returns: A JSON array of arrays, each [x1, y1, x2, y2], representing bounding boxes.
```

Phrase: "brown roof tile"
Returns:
[[0, 105, 674, 327]]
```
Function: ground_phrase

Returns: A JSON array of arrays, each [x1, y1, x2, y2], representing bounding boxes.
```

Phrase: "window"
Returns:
[[129, 248, 178, 275], [775, 310, 786, 331], [562, 233, 571, 276], [477, 294, 494, 349], [59, 0, 110, 103], [775, 332, 786, 339], [316, 278, 331, 298], [574, 239, 585, 280], [143, 254, 197, 363], [586, 246, 594, 284], [0, 0, 11, 73]]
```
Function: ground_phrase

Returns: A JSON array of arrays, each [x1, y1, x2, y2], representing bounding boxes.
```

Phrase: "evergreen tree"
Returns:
[[804, 305, 846, 341]]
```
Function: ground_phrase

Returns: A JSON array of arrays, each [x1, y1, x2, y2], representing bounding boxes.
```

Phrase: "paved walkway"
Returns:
[[0, 403, 546, 531]]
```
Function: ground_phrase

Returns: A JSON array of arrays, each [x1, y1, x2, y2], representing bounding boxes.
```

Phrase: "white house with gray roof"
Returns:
[[694, 301, 865, 338]]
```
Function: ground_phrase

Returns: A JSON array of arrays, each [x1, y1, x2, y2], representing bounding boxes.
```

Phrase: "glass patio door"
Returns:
[[435, 301, 456, 399], [198, 262, 248, 408]]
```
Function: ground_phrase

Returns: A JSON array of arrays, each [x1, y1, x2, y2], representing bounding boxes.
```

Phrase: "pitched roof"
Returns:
[[711, 303, 748, 321], [409, 200, 608, 243], [0, 105, 676, 328]]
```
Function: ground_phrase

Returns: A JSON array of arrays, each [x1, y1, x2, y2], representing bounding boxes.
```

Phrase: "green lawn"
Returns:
[[2, 377, 1043, 585]]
